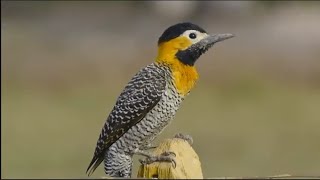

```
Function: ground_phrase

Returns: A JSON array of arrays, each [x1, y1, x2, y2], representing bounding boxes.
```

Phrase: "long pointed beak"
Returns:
[[175, 33, 234, 66], [204, 33, 234, 45]]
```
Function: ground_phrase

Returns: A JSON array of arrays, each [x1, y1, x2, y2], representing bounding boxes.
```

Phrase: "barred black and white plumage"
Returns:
[[87, 63, 183, 177], [86, 22, 234, 178]]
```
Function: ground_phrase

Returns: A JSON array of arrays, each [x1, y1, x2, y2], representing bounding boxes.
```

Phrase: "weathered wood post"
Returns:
[[137, 136, 203, 179]]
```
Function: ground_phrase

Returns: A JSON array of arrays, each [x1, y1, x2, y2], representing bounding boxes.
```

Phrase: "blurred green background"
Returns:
[[2, 1, 320, 178]]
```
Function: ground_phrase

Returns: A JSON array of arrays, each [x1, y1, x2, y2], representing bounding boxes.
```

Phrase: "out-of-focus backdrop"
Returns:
[[2, 1, 320, 178]]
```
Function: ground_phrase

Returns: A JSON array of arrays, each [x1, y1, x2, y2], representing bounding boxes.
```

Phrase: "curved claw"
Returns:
[[157, 154, 176, 168], [171, 158, 177, 168], [138, 152, 177, 168], [174, 133, 193, 145], [162, 151, 177, 168], [162, 151, 176, 157]]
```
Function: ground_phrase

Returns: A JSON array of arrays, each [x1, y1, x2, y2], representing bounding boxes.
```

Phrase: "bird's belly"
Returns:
[[112, 87, 182, 154]]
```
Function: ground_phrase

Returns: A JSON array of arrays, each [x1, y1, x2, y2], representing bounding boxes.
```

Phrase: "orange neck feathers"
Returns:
[[156, 37, 199, 96]]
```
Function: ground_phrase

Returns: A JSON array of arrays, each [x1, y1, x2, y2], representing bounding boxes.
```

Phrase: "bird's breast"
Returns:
[[170, 60, 199, 96]]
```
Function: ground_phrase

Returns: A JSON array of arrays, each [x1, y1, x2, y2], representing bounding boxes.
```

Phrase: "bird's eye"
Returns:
[[189, 33, 197, 39]]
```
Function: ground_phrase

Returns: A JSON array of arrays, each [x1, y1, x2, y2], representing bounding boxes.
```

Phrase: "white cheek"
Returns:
[[190, 37, 202, 44], [194, 33, 208, 43], [181, 30, 208, 44]]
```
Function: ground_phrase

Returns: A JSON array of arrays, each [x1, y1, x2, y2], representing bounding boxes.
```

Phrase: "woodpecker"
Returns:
[[86, 22, 233, 178]]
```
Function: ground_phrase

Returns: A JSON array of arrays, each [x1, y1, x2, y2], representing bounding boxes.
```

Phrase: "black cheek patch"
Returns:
[[176, 47, 202, 66]]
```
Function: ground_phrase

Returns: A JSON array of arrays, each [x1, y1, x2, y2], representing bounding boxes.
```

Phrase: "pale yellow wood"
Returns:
[[137, 137, 203, 179]]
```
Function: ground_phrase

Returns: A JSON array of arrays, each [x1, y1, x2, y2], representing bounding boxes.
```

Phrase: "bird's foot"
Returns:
[[174, 133, 193, 145], [136, 149, 176, 168], [139, 143, 157, 150]]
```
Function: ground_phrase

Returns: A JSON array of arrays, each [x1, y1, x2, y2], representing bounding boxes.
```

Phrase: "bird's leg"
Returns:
[[139, 142, 157, 150], [174, 133, 193, 145], [134, 149, 176, 168]]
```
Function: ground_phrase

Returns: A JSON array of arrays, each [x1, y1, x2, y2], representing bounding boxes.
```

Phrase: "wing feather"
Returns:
[[86, 65, 166, 176]]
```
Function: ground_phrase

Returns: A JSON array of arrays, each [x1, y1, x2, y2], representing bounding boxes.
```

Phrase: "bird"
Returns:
[[86, 22, 234, 178]]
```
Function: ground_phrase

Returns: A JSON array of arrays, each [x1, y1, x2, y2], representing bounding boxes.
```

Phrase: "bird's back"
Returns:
[[87, 63, 183, 176]]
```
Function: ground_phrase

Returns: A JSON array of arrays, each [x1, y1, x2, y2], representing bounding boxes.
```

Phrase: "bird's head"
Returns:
[[156, 22, 234, 66]]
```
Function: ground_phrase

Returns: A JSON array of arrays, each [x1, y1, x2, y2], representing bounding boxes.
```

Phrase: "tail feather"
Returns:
[[86, 154, 104, 176]]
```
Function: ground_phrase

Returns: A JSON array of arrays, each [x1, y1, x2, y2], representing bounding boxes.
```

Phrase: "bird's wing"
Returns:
[[86, 65, 166, 176]]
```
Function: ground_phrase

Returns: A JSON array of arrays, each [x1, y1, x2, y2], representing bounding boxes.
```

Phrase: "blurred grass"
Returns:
[[2, 78, 320, 178], [2, 1, 320, 178]]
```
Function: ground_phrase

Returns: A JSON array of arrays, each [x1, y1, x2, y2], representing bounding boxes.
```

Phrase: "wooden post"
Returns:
[[137, 137, 203, 179]]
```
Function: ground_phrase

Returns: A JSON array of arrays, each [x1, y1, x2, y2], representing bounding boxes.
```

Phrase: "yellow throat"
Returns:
[[156, 36, 199, 96]]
